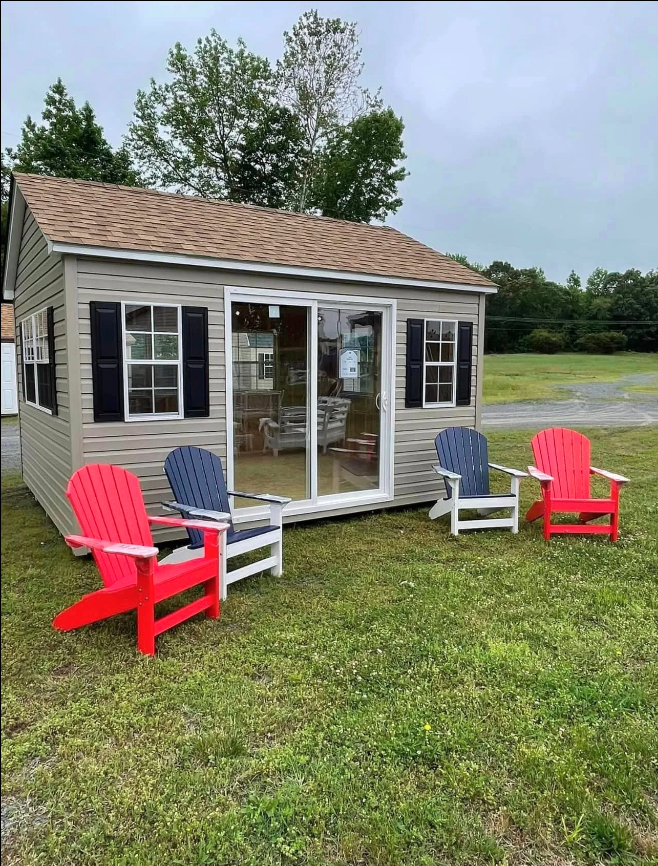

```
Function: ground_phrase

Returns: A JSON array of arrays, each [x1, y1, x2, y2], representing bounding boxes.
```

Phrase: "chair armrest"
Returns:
[[258, 419, 279, 430], [528, 466, 553, 483], [65, 535, 159, 559], [590, 467, 629, 484], [228, 491, 292, 505], [431, 465, 462, 481], [162, 501, 232, 522], [148, 516, 230, 534], [489, 462, 527, 478]]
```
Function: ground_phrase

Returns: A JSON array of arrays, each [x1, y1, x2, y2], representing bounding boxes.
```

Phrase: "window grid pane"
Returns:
[[424, 319, 456, 405]]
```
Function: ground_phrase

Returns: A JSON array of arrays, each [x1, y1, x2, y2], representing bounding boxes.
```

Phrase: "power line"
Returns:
[[488, 316, 658, 325]]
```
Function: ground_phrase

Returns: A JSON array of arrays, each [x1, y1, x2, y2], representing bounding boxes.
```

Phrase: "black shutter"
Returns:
[[90, 301, 124, 422], [405, 318, 424, 408], [182, 306, 209, 417], [456, 321, 474, 406], [46, 306, 57, 415]]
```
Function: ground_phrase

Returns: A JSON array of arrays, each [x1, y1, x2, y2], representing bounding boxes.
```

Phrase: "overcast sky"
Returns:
[[2, 0, 657, 282]]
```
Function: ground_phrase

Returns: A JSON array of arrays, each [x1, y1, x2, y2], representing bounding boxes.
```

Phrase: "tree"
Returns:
[[128, 33, 303, 206], [585, 266, 610, 296], [310, 109, 406, 222], [566, 270, 581, 292], [447, 253, 484, 272], [3, 79, 140, 186], [128, 13, 407, 222], [607, 269, 658, 351], [278, 10, 366, 211]]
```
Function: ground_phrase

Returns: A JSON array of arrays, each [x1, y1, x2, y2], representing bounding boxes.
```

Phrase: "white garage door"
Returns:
[[1, 342, 18, 415]]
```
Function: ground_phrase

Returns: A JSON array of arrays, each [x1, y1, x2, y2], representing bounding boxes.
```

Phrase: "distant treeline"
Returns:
[[449, 256, 658, 353]]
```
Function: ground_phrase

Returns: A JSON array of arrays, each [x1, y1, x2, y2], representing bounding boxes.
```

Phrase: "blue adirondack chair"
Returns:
[[430, 427, 526, 535], [160, 446, 291, 599]]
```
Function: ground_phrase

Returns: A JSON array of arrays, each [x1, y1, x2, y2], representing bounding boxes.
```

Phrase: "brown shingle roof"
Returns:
[[1, 303, 15, 340], [14, 173, 495, 289]]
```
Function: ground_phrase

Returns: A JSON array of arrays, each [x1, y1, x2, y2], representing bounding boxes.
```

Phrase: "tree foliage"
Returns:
[[3, 79, 140, 186], [474, 259, 657, 353], [128, 34, 303, 207], [128, 13, 407, 222]]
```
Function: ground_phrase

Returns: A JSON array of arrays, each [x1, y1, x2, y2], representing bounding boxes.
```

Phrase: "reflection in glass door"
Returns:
[[317, 307, 382, 496], [231, 302, 309, 502]]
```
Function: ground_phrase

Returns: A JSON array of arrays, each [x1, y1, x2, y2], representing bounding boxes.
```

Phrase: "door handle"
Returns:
[[375, 392, 381, 410], [382, 392, 389, 411]]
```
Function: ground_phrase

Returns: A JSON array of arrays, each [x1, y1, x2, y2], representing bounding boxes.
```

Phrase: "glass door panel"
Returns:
[[317, 307, 382, 497], [232, 302, 309, 502]]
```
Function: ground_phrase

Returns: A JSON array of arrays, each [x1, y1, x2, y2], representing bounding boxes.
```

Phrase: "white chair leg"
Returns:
[[450, 501, 459, 536], [220, 532, 228, 601], [269, 503, 284, 577], [270, 534, 283, 577], [450, 480, 461, 536], [511, 476, 520, 534]]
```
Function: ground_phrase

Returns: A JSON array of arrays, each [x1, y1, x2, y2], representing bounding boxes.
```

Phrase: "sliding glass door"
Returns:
[[231, 301, 310, 503], [227, 290, 393, 513], [317, 307, 383, 497]]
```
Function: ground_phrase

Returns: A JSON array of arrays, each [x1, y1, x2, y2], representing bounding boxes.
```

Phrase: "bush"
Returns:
[[575, 331, 628, 354], [523, 329, 565, 354]]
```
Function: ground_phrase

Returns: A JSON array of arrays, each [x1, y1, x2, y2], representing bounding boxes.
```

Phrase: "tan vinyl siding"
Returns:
[[14, 209, 73, 535], [77, 258, 483, 534]]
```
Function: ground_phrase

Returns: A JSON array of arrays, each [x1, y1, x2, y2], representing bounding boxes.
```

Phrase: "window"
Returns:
[[423, 319, 457, 406], [21, 308, 54, 412], [258, 351, 274, 381], [123, 304, 182, 419]]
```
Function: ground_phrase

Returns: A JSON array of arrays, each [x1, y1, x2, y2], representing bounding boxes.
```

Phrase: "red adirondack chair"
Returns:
[[526, 428, 629, 541], [53, 464, 230, 655]]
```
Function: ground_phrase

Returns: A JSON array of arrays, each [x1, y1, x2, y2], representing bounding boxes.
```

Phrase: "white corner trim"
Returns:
[[2, 187, 27, 300], [48, 242, 498, 294]]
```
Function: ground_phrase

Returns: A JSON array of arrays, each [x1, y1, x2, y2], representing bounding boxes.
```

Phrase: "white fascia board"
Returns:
[[49, 242, 498, 294], [2, 187, 27, 300]]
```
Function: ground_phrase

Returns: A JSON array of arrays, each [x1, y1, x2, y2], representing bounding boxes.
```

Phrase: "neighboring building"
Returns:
[[1, 302, 18, 415], [2, 172, 496, 539]]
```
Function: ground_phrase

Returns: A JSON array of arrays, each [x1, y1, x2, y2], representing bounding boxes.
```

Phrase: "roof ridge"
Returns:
[[12, 172, 496, 289], [13, 172, 403, 234]]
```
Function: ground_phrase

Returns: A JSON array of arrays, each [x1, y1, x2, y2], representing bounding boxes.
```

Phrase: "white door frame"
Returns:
[[224, 285, 396, 521]]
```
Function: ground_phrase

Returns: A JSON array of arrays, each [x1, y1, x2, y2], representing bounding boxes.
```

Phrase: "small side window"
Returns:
[[124, 304, 182, 420], [21, 308, 55, 413], [423, 319, 457, 407]]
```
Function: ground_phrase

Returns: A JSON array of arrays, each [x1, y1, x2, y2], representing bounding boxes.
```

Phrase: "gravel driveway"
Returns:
[[1, 418, 21, 473], [483, 373, 658, 428]]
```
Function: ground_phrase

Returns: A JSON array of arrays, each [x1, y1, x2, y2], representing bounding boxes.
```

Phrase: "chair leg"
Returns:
[[450, 501, 459, 536], [511, 477, 520, 533], [136, 559, 156, 656], [542, 507, 552, 541], [204, 532, 220, 619], [526, 500, 544, 522], [271, 536, 283, 577], [220, 533, 228, 602], [610, 507, 619, 542]]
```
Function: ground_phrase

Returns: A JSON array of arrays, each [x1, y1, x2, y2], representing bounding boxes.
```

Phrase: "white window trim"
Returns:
[[422, 318, 458, 409], [121, 301, 184, 422], [21, 308, 53, 415]]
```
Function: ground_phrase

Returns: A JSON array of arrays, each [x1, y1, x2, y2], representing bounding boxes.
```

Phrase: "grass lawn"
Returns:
[[2, 427, 657, 865], [483, 353, 658, 404]]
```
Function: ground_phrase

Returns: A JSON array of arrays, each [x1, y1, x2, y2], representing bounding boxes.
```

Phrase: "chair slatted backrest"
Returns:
[[435, 427, 490, 497], [67, 464, 153, 587], [164, 447, 231, 550], [531, 428, 591, 499]]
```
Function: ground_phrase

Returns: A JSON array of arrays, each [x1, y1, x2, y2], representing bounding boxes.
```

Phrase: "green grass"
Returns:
[[1, 414, 19, 427], [483, 353, 658, 404], [2, 427, 658, 865]]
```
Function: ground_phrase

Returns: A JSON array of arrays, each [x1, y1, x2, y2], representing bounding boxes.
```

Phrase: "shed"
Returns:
[[2, 173, 496, 538], [1, 302, 18, 415]]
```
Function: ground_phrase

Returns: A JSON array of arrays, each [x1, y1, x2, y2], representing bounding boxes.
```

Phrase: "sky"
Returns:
[[1, 0, 657, 283]]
